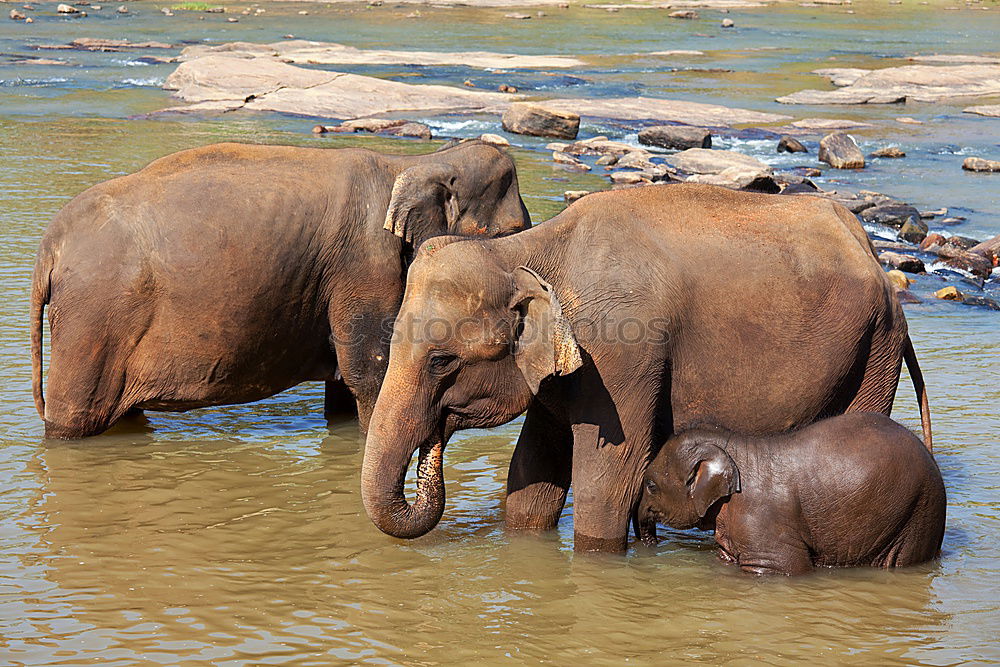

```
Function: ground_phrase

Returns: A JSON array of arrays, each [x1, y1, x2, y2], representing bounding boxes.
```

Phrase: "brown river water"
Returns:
[[2, 1, 999, 664]]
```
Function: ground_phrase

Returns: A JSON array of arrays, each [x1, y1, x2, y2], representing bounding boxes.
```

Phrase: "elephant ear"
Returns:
[[681, 440, 741, 519], [509, 266, 583, 394], [384, 163, 460, 249]]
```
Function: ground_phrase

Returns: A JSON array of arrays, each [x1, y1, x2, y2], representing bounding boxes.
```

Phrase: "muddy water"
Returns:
[[2, 2, 999, 664]]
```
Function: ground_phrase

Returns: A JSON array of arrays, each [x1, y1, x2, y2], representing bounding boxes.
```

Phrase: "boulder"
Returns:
[[879, 251, 924, 274], [687, 167, 778, 192], [962, 157, 1000, 172], [596, 154, 618, 166], [341, 118, 407, 133], [537, 97, 789, 128], [10, 8, 27, 19], [721, 18, 734, 27], [942, 251, 993, 280], [818, 133, 864, 169], [968, 233, 1000, 264], [895, 288, 921, 304], [885, 270, 912, 290], [872, 239, 916, 253], [610, 171, 651, 185], [615, 151, 656, 170], [478, 133, 510, 147], [945, 235, 980, 251], [564, 190, 590, 203], [962, 295, 1000, 310], [860, 204, 921, 229], [563, 136, 637, 157], [392, 122, 433, 139], [638, 125, 712, 150], [934, 286, 964, 301], [669, 10, 698, 18], [789, 118, 874, 130], [664, 148, 771, 175], [872, 146, 905, 158], [918, 233, 947, 252], [897, 218, 928, 244], [502, 103, 580, 140], [777, 136, 808, 153], [56, 3, 78, 12]]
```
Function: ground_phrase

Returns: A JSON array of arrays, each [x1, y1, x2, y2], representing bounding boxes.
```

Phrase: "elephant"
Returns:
[[636, 413, 946, 575], [31, 140, 530, 439], [360, 183, 932, 552]]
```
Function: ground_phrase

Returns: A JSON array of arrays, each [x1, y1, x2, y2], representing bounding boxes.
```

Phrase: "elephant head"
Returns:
[[383, 142, 530, 250], [361, 240, 582, 539], [636, 432, 741, 542]]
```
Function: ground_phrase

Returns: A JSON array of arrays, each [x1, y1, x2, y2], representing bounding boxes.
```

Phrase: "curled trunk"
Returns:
[[361, 429, 446, 539]]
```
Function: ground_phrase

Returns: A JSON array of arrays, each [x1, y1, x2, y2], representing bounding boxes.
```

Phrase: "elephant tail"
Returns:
[[903, 335, 932, 451], [31, 248, 52, 420]]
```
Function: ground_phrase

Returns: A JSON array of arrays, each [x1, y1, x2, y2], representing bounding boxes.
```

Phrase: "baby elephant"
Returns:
[[637, 413, 945, 575]]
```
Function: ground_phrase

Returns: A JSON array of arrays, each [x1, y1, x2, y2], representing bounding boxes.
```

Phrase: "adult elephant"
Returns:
[[32, 140, 530, 438], [361, 183, 931, 553]]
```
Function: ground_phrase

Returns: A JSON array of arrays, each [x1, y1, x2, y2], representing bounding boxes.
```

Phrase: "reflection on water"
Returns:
[[1, 2, 999, 663]]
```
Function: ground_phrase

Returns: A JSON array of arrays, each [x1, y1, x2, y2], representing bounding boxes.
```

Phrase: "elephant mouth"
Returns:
[[634, 505, 659, 546]]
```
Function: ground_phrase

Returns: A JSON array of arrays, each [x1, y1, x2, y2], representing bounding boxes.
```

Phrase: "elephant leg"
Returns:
[[570, 374, 658, 553], [505, 402, 573, 532], [324, 376, 358, 420]]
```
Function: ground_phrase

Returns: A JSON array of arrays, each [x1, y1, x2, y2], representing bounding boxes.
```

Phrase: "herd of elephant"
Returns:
[[30, 140, 946, 575]]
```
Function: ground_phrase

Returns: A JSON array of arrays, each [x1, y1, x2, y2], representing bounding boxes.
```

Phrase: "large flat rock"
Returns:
[[964, 104, 1000, 117], [663, 148, 771, 174], [777, 64, 1000, 104], [179, 40, 584, 69], [163, 56, 512, 118], [539, 97, 790, 127], [159, 56, 793, 127]]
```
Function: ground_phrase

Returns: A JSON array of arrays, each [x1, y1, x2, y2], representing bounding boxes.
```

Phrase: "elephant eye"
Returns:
[[428, 351, 458, 376], [645, 479, 657, 494]]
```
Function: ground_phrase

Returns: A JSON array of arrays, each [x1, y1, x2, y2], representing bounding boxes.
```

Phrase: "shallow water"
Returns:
[[1, 2, 999, 664]]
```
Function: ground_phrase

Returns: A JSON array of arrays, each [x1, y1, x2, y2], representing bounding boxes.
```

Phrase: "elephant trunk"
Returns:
[[361, 415, 446, 540], [633, 496, 658, 546]]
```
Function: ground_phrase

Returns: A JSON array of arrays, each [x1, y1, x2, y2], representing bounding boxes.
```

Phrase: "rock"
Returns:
[[895, 288, 921, 304], [879, 252, 924, 274], [615, 151, 656, 170], [553, 151, 590, 171], [940, 217, 964, 225], [341, 118, 406, 132], [778, 64, 1000, 105], [664, 148, 771, 175], [909, 54, 1000, 65], [897, 218, 928, 244], [962, 157, 1000, 172], [942, 251, 993, 280], [39, 38, 174, 50], [564, 190, 590, 203], [920, 208, 946, 219], [962, 295, 1000, 310], [502, 103, 580, 139], [721, 17, 734, 27], [10, 8, 27, 19], [777, 136, 807, 153], [872, 146, 905, 158], [162, 56, 512, 120], [860, 203, 921, 228], [918, 233, 947, 251], [886, 270, 913, 290], [179, 40, 583, 70], [56, 3, 78, 12], [945, 235, 979, 251], [610, 171, 650, 185], [505, 12, 531, 18], [539, 97, 789, 127], [790, 118, 874, 130], [968, 233, 1000, 263], [669, 10, 698, 18], [478, 133, 509, 147], [546, 142, 569, 152], [563, 136, 642, 157], [463, 80, 475, 88], [872, 239, 916, 253], [934, 286, 964, 301], [687, 167, 778, 192], [895, 116, 922, 124], [116, 4, 127, 12], [638, 125, 712, 150], [818, 132, 864, 169], [392, 122, 433, 139], [226, 17, 238, 22], [498, 84, 518, 93], [596, 154, 618, 166], [963, 104, 1000, 117]]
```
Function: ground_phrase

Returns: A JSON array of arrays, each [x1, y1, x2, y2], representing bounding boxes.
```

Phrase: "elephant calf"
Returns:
[[31, 140, 530, 438], [638, 413, 946, 575]]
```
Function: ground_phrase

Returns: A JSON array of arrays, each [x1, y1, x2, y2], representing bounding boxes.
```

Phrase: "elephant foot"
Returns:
[[574, 532, 628, 554]]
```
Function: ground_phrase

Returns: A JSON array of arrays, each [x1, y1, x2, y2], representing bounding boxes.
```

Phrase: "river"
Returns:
[[1, 1, 998, 663]]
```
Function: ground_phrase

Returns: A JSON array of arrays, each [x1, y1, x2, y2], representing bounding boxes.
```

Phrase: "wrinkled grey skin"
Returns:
[[32, 140, 530, 438], [638, 413, 946, 575], [360, 184, 932, 553]]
